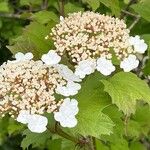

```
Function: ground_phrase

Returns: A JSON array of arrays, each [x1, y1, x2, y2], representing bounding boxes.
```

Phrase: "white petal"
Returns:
[[96, 57, 115, 76], [16, 110, 31, 124], [129, 36, 148, 54], [41, 50, 61, 65], [59, 116, 77, 128], [15, 52, 25, 61], [60, 16, 64, 21], [28, 124, 47, 133], [54, 98, 79, 128], [27, 115, 48, 133], [120, 54, 139, 72], [75, 59, 96, 79], [55, 64, 81, 82], [24, 52, 33, 60], [56, 82, 81, 96]]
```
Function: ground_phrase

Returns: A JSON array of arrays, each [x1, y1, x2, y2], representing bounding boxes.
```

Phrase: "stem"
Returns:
[[121, 9, 141, 30], [120, 0, 137, 18], [47, 123, 78, 143], [58, 0, 65, 17], [124, 115, 129, 136], [41, 0, 48, 10], [92, 137, 96, 150], [89, 136, 96, 150], [128, 15, 140, 30], [0, 13, 21, 19]]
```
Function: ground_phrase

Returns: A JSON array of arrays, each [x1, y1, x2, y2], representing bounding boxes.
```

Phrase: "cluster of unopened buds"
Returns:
[[47, 11, 148, 78], [0, 51, 80, 133], [0, 11, 148, 133]]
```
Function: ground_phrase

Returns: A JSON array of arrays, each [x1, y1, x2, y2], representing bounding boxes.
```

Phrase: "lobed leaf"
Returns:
[[101, 72, 150, 115]]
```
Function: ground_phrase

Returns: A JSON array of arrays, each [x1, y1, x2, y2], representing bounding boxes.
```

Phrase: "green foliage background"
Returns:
[[0, 0, 150, 150]]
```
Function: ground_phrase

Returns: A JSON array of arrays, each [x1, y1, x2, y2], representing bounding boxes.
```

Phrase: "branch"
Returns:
[[0, 13, 22, 19], [124, 115, 130, 136], [129, 15, 141, 30], [121, 10, 141, 30], [120, 0, 137, 18], [41, 0, 48, 10], [47, 123, 78, 143], [58, 0, 65, 17]]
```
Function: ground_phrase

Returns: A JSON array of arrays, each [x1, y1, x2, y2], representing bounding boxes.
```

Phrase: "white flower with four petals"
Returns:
[[15, 52, 33, 61], [120, 54, 139, 72], [54, 98, 79, 128], [41, 50, 61, 65], [96, 57, 115, 76], [75, 59, 96, 78], [129, 35, 148, 54]]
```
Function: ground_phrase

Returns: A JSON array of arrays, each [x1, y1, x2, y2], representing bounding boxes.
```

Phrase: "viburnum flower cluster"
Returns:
[[47, 11, 148, 78], [0, 11, 148, 135], [0, 51, 80, 133]]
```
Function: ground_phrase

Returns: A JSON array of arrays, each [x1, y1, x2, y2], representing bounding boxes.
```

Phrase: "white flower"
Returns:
[[60, 16, 64, 21], [41, 50, 61, 65], [55, 64, 81, 82], [27, 114, 48, 133], [96, 57, 115, 76], [16, 110, 31, 124], [56, 81, 81, 96], [120, 54, 139, 72], [129, 35, 148, 54], [54, 98, 78, 128], [75, 59, 96, 78], [15, 52, 33, 61], [17, 111, 48, 133]]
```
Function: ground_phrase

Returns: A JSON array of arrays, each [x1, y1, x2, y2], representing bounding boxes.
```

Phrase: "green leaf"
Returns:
[[132, 104, 150, 135], [99, 0, 120, 16], [71, 72, 114, 138], [95, 139, 109, 150], [0, 2, 9, 12], [47, 139, 62, 150], [82, 0, 100, 11], [20, 0, 42, 6], [127, 120, 141, 138], [64, 2, 84, 15], [141, 34, 150, 57], [31, 10, 59, 24], [111, 138, 129, 150], [130, 141, 147, 150], [131, 0, 150, 22], [21, 129, 51, 149], [110, 0, 121, 17], [101, 72, 150, 115], [143, 59, 150, 75], [7, 119, 24, 135], [7, 22, 53, 59]]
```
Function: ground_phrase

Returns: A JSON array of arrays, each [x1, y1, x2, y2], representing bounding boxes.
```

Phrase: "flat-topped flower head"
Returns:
[[0, 56, 80, 132], [54, 98, 79, 128], [45, 11, 148, 77], [0, 59, 66, 117], [49, 11, 131, 63]]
